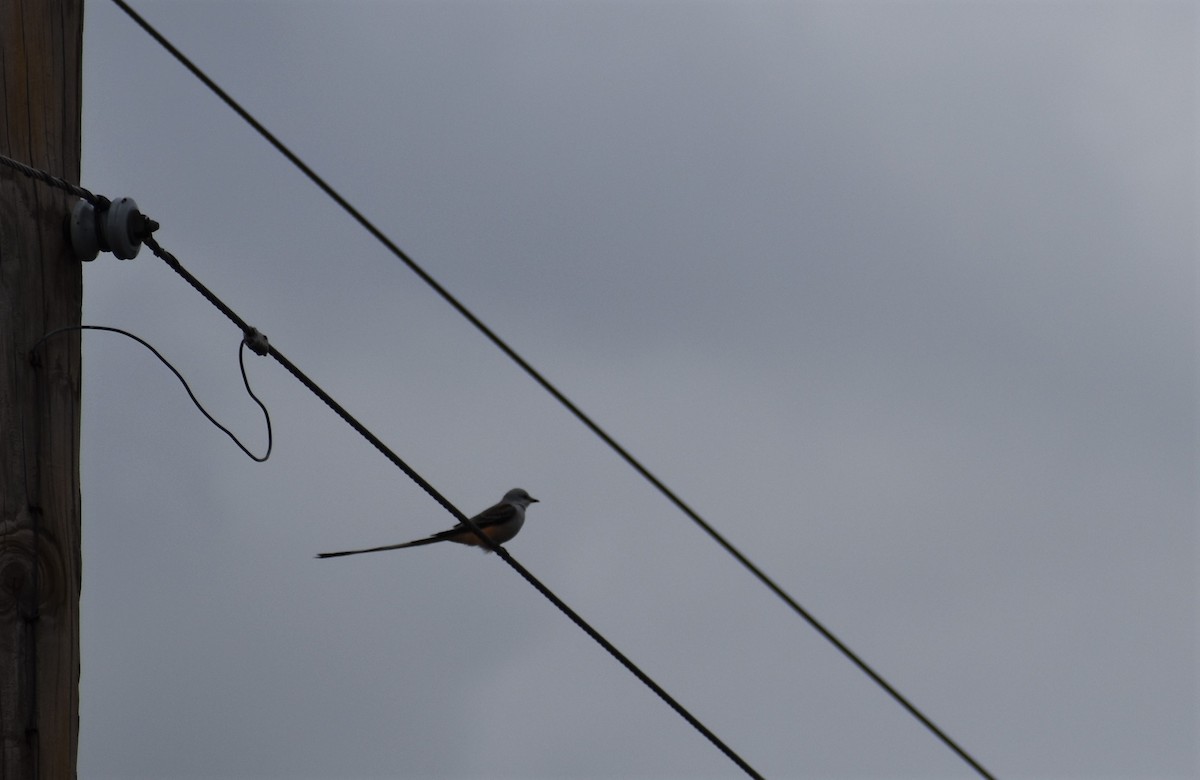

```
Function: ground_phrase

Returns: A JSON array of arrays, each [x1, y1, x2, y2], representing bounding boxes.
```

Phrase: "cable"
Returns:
[[99, 5, 996, 777], [2, 154, 754, 769], [0, 153, 103, 205], [30, 325, 272, 462], [140, 235, 762, 779], [2, 158, 761, 777], [9, 6, 999, 770]]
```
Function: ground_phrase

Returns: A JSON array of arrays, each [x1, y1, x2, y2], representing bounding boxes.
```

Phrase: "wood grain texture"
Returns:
[[0, 0, 83, 777]]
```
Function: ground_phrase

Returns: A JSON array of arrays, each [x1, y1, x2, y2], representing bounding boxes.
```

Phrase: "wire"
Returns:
[[10, 5, 1000, 771], [99, 4, 996, 777], [1, 153, 762, 777], [31, 325, 272, 462], [0, 152, 103, 205], [141, 235, 763, 779]]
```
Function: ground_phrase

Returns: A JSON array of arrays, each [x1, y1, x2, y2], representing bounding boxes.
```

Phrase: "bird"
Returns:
[[316, 488, 539, 558]]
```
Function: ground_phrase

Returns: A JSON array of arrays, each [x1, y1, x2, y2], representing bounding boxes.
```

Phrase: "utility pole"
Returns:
[[0, 1, 85, 777]]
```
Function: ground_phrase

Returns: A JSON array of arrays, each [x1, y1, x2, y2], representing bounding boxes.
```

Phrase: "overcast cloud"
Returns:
[[73, 2, 1195, 778]]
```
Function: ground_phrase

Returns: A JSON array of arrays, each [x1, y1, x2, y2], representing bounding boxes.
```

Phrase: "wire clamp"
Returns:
[[69, 197, 159, 261], [242, 327, 270, 356]]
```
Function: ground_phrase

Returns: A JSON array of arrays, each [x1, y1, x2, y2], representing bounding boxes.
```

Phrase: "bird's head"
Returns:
[[503, 488, 539, 507]]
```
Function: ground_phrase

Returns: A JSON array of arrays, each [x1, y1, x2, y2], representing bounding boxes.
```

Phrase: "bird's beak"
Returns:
[[530, 497, 540, 503]]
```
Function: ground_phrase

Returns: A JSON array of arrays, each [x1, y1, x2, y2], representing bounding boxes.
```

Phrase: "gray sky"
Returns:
[[75, 2, 1194, 778]]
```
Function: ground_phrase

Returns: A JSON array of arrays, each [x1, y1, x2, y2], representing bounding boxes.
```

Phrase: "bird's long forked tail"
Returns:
[[316, 536, 443, 558]]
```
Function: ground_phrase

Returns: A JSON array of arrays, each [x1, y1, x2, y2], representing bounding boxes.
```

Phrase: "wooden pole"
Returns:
[[0, 0, 84, 777]]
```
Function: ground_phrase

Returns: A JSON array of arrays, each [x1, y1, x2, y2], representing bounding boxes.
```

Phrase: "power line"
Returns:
[[3, 151, 762, 774], [3, 156, 763, 779], [0, 153, 102, 205], [98, 4, 997, 777], [142, 234, 764, 780]]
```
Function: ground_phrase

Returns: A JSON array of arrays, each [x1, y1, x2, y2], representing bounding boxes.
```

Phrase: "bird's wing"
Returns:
[[450, 501, 517, 531]]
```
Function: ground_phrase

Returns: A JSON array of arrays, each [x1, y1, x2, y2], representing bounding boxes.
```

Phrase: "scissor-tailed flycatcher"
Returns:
[[316, 488, 539, 558]]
